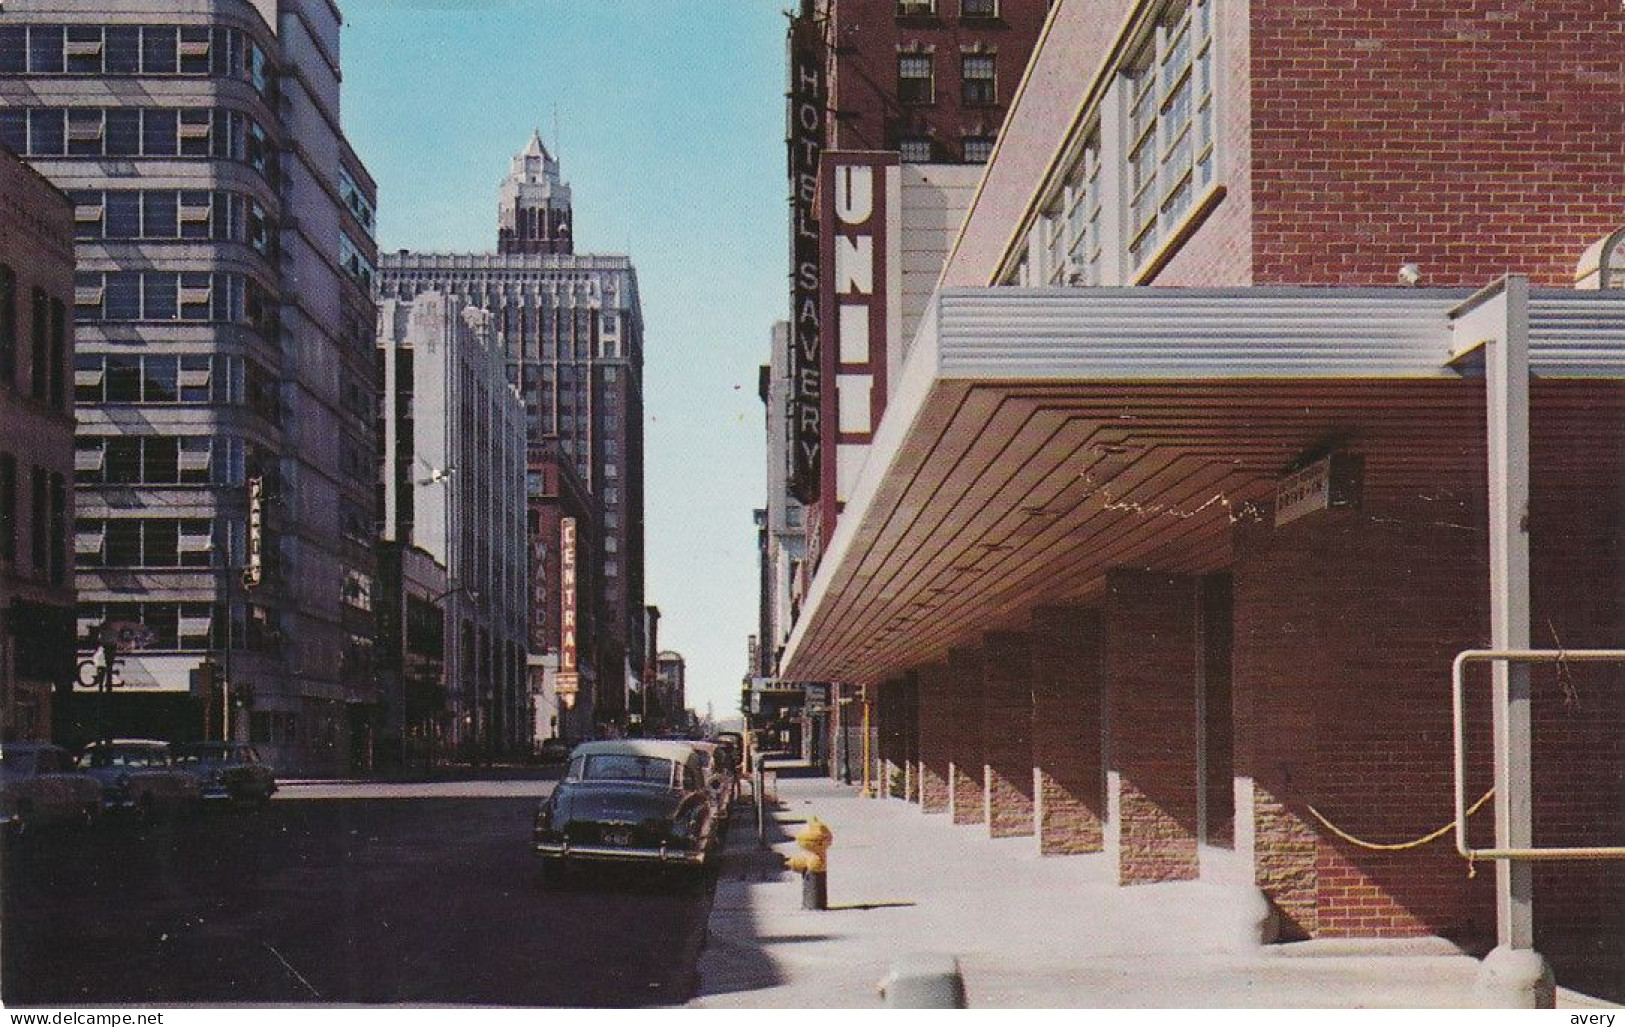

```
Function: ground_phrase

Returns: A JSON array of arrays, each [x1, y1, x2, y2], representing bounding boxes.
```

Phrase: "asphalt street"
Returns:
[[1, 780, 716, 1007]]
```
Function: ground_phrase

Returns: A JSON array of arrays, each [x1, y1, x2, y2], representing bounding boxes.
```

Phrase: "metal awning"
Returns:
[[780, 287, 1625, 686]]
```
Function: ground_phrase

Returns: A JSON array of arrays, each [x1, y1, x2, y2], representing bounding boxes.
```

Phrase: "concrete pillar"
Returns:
[[946, 647, 986, 826], [982, 631, 1035, 837], [916, 663, 951, 813], [1106, 570, 1200, 885], [1031, 605, 1105, 855]]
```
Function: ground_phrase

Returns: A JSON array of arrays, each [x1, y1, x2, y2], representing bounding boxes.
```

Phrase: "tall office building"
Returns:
[[1, 1, 380, 773], [377, 293, 527, 759], [379, 133, 646, 730]]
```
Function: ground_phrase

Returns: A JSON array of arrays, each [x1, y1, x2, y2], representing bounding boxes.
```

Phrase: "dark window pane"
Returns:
[[142, 191, 178, 237], [105, 519, 140, 567], [30, 289, 47, 402], [75, 354, 102, 404], [0, 263, 13, 385], [144, 520, 178, 566], [106, 192, 141, 237], [182, 190, 212, 239], [28, 26, 64, 74], [143, 436, 178, 483], [66, 26, 103, 74], [142, 604, 178, 649], [29, 109, 65, 156], [179, 109, 210, 156], [49, 299, 65, 409], [105, 356, 142, 402], [106, 437, 142, 484], [142, 109, 177, 156], [105, 272, 141, 320], [66, 109, 103, 155], [30, 468, 47, 573], [143, 356, 177, 402], [143, 273, 178, 320], [105, 27, 140, 73], [0, 27, 27, 74], [179, 28, 211, 74], [179, 354, 211, 401], [106, 109, 141, 156], [0, 110, 26, 153], [141, 27, 177, 74]]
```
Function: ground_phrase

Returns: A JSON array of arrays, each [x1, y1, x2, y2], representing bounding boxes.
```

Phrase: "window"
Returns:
[[898, 54, 934, 105], [961, 0, 998, 17], [1063, 137, 1104, 285], [30, 467, 47, 578], [897, 0, 936, 14], [49, 298, 66, 409], [1125, 0, 1215, 272], [962, 136, 995, 163], [899, 137, 933, 162], [0, 454, 15, 565], [30, 289, 48, 403], [962, 54, 997, 106], [0, 263, 14, 386]]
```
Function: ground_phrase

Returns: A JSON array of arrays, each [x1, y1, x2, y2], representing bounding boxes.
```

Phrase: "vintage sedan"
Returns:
[[0, 743, 104, 838], [78, 739, 202, 817], [532, 739, 717, 883], [172, 742, 277, 803]]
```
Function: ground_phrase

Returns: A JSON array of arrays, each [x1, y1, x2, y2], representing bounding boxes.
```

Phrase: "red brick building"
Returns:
[[781, 0, 1625, 1002], [525, 440, 601, 744]]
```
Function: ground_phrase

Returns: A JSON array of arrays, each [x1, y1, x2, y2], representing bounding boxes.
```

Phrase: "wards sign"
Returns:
[[787, 14, 824, 505]]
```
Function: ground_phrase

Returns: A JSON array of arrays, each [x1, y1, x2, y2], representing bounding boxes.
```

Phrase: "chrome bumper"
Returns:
[[534, 841, 708, 865]]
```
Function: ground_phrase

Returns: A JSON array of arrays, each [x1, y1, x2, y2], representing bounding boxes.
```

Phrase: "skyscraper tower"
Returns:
[[497, 130, 572, 256], [379, 134, 645, 736]]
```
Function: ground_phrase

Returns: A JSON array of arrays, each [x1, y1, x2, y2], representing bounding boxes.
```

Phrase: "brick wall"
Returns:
[[1032, 605, 1106, 855], [1249, 0, 1625, 288], [982, 631, 1036, 837], [947, 647, 987, 825], [1526, 428, 1625, 992], [1106, 571, 1201, 885], [1234, 470, 1496, 941], [917, 662, 952, 813]]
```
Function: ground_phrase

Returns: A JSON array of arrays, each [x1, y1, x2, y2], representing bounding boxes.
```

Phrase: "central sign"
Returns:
[[558, 517, 579, 702]]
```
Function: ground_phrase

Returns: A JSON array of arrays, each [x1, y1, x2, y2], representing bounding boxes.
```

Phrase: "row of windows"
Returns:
[[0, 24, 271, 95], [897, 0, 1001, 18], [76, 517, 216, 569], [897, 53, 998, 107], [74, 353, 276, 417], [75, 434, 250, 487], [0, 455, 69, 587], [339, 232, 376, 291], [338, 166, 375, 237], [77, 601, 273, 653], [897, 135, 996, 164], [0, 107, 271, 174], [74, 271, 274, 333], [1011, 0, 1215, 286], [71, 189, 273, 255], [0, 263, 71, 412]]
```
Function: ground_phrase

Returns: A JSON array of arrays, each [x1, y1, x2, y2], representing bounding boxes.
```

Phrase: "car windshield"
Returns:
[[175, 745, 232, 764], [90, 747, 168, 768], [575, 754, 674, 785]]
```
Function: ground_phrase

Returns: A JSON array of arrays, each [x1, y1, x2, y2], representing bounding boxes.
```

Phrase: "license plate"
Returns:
[[603, 827, 633, 847]]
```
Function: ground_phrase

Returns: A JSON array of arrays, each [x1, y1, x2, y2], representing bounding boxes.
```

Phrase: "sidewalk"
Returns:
[[690, 761, 1619, 1009]]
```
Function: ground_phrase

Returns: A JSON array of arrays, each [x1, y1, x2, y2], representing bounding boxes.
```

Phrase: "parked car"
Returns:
[[78, 739, 202, 817], [532, 739, 717, 884], [536, 737, 574, 765], [0, 743, 104, 838], [172, 742, 277, 803]]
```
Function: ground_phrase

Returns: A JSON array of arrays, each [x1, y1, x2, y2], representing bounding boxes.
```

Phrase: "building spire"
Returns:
[[498, 130, 573, 255]]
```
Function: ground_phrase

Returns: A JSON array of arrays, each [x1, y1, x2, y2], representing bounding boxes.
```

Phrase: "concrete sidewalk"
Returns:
[[689, 762, 1618, 1009]]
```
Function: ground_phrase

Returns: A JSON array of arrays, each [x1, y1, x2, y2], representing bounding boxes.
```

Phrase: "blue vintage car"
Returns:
[[172, 742, 277, 803], [532, 739, 717, 885]]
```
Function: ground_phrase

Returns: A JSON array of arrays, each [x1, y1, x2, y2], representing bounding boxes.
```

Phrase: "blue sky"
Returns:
[[339, 0, 788, 722]]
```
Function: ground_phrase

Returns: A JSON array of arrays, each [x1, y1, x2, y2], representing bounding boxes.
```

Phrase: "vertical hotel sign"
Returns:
[[787, 12, 825, 504], [557, 517, 579, 705]]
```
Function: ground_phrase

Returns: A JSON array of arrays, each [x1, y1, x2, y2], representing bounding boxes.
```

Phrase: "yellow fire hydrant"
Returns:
[[786, 815, 833, 909]]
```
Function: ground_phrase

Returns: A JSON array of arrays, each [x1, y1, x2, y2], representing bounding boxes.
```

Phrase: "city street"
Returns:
[[1, 778, 715, 1007]]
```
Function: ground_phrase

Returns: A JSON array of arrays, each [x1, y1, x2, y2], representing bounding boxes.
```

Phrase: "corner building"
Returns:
[[0, 146, 75, 742], [781, 0, 1625, 999], [379, 134, 646, 731], [2, 1, 380, 774]]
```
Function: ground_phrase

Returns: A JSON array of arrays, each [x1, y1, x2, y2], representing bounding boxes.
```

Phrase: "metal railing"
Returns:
[[1451, 648, 1625, 862]]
